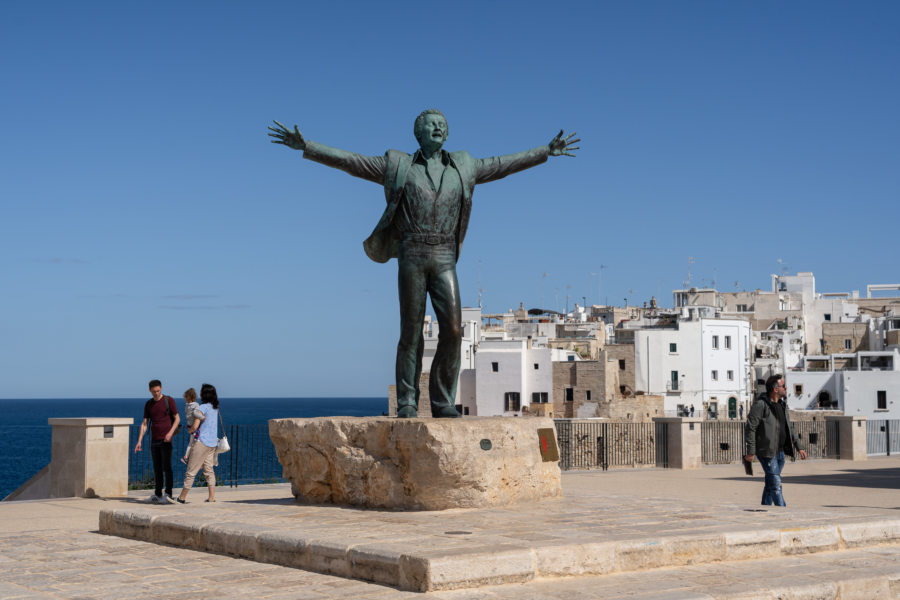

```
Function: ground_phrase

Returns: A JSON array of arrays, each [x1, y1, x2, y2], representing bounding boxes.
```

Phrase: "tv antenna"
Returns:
[[477, 260, 483, 308], [683, 256, 694, 289]]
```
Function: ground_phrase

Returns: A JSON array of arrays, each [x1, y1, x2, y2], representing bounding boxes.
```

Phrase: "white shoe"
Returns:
[[160, 494, 171, 504]]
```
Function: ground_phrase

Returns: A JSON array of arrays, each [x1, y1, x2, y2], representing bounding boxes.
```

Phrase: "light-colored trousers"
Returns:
[[182, 442, 217, 490]]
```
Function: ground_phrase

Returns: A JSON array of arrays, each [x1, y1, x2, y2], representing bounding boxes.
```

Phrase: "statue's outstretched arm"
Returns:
[[268, 120, 306, 150], [549, 130, 580, 157], [269, 119, 386, 184]]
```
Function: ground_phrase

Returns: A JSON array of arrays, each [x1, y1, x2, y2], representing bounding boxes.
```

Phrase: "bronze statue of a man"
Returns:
[[269, 110, 578, 418]]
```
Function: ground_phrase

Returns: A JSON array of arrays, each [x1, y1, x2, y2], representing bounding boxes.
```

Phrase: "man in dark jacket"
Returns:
[[744, 374, 807, 506]]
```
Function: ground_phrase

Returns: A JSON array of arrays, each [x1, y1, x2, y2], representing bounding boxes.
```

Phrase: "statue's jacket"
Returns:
[[302, 140, 549, 264]]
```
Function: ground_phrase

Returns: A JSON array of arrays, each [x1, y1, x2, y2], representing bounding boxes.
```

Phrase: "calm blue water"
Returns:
[[0, 397, 387, 499]]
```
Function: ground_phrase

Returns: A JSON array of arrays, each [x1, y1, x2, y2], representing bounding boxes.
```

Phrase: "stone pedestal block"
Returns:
[[653, 417, 702, 469], [826, 415, 867, 461], [49, 417, 133, 498], [269, 416, 562, 510]]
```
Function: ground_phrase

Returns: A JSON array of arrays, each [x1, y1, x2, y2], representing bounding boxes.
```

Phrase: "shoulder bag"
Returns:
[[216, 410, 230, 454]]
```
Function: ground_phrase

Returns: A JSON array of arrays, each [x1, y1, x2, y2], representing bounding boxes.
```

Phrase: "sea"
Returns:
[[0, 397, 387, 500]]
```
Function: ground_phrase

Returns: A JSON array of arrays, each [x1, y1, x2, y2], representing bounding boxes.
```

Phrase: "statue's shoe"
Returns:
[[431, 405, 461, 418], [397, 405, 418, 418]]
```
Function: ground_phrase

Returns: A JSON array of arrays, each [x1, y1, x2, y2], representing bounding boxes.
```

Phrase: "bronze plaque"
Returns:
[[537, 428, 559, 462]]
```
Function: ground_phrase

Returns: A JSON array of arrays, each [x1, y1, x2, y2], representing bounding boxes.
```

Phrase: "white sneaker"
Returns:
[[160, 494, 171, 504], [165, 494, 175, 504], [149, 494, 161, 504]]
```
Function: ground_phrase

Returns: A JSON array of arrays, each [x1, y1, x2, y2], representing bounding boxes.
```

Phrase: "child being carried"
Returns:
[[180, 388, 206, 465]]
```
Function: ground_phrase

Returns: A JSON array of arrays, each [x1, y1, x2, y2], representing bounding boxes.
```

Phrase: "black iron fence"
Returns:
[[128, 417, 859, 485], [867, 419, 900, 456], [700, 422, 744, 464], [554, 420, 668, 470], [700, 420, 839, 464], [128, 424, 284, 489]]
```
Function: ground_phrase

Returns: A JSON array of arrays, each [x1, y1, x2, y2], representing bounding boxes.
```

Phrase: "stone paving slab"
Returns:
[[99, 486, 900, 592], [2, 529, 900, 599]]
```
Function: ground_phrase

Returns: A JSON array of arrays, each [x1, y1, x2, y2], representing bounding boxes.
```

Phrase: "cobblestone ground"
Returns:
[[0, 530, 418, 600], [2, 529, 899, 599]]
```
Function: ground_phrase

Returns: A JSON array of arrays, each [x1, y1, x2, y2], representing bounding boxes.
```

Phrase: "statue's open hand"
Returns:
[[549, 130, 580, 157], [268, 120, 306, 150]]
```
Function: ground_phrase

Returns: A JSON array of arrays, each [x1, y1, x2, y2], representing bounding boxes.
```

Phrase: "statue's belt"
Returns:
[[402, 232, 456, 245]]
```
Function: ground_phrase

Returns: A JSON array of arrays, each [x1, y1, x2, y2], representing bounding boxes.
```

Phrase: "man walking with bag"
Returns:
[[744, 374, 807, 506], [134, 379, 180, 503]]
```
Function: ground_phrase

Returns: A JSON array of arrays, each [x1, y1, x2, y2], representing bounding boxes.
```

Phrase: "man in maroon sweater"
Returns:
[[134, 379, 180, 503]]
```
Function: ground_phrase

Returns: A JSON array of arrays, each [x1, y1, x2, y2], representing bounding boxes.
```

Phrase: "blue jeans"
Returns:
[[759, 451, 786, 506]]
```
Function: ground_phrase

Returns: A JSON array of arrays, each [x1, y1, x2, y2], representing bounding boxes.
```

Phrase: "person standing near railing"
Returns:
[[134, 379, 180, 504], [176, 383, 220, 504]]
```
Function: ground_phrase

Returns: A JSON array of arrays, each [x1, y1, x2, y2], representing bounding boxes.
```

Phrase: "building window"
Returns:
[[504, 392, 521, 412], [727, 370, 734, 381], [532, 392, 548, 404], [586, 390, 591, 401], [724, 335, 731, 349], [712, 335, 719, 349], [619, 359, 626, 370], [491, 362, 499, 372], [567, 355, 575, 362], [669, 343, 677, 353], [736, 304, 749, 312], [712, 370, 718, 381], [824, 313, 831, 321], [670, 371, 679, 391], [534, 363, 539, 370], [565, 388, 574, 402], [795, 384, 803, 395], [877, 390, 887, 410], [844, 339, 852, 350]]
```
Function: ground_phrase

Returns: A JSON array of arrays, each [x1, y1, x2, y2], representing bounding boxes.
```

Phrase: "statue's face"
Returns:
[[416, 113, 448, 151]]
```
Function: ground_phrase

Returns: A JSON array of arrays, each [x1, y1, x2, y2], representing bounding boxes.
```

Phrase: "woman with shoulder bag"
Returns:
[[176, 383, 221, 503]]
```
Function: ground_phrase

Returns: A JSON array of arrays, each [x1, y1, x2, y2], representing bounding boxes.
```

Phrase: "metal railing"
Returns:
[[554, 420, 667, 470], [700, 420, 839, 464], [128, 424, 284, 489], [700, 422, 744, 464], [867, 419, 900, 456]]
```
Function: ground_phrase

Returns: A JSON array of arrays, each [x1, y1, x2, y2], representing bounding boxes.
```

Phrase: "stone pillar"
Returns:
[[48, 418, 133, 498], [653, 417, 702, 469], [825, 415, 867, 461]]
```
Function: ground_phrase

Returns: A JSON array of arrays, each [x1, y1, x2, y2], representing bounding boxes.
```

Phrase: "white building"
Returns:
[[420, 307, 482, 407], [785, 349, 900, 419], [468, 339, 553, 417], [634, 310, 751, 419]]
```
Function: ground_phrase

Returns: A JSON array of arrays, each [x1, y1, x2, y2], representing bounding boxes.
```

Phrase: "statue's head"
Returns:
[[413, 109, 448, 152]]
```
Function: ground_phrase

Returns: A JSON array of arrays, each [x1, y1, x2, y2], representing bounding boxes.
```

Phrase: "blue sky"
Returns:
[[2, 1, 898, 399]]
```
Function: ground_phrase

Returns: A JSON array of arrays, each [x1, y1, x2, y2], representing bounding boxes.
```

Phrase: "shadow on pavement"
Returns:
[[721, 467, 900, 490]]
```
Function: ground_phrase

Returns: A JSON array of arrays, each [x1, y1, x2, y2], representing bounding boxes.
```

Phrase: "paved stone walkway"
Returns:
[[2, 529, 899, 599], [1, 458, 898, 598]]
